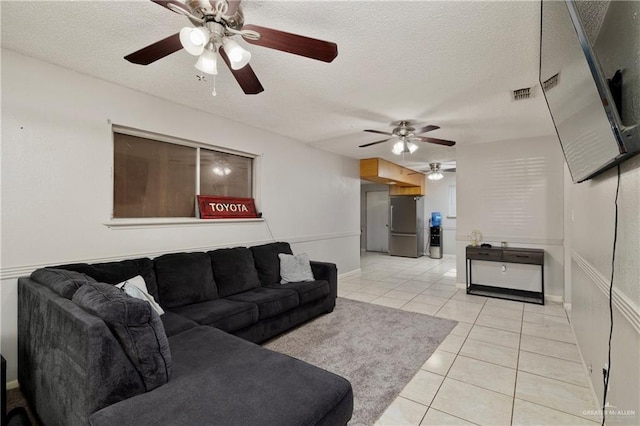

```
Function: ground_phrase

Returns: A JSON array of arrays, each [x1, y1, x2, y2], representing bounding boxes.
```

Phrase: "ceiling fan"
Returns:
[[413, 162, 456, 181], [359, 120, 456, 155], [124, 0, 338, 95]]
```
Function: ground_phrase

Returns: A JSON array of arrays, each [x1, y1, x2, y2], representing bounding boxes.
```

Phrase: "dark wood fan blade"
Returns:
[[415, 125, 440, 135], [359, 138, 392, 148], [241, 24, 338, 62], [151, 0, 191, 15], [415, 136, 456, 147], [219, 47, 264, 94], [364, 129, 394, 136], [125, 33, 182, 65]]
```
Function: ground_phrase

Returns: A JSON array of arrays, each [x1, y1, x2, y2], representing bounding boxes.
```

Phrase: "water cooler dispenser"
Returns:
[[429, 212, 443, 259]]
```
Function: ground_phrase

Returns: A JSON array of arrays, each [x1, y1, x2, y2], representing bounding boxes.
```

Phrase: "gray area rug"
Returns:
[[264, 298, 457, 425]]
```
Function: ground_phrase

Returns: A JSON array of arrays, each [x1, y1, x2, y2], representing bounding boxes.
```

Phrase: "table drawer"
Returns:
[[502, 250, 544, 265], [466, 248, 502, 261]]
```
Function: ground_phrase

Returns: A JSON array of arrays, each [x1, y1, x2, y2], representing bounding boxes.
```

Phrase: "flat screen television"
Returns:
[[540, 0, 639, 183]]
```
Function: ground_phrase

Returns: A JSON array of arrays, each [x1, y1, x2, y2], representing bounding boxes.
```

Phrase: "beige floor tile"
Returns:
[[376, 276, 411, 284], [421, 349, 457, 376], [468, 325, 520, 349], [430, 378, 513, 425], [479, 304, 524, 321], [412, 273, 445, 283], [515, 371, 598, 421], [336, 288, 353, 297], [523, 310, 569, 326], [435, 306, 481, 324], [343, 292, 378, 303], [383, 289, 420, 301], [438, 333, 467, 354], [431, 283, 459, 293], [375, 396, 428, 426], [421, 288, 457, 299], [442, 299, 484, 313], [475, 313, 522, 333], [519, 334, 581, 362], [428, 264, 458, 274], [420, 408, 477, 425], [369, 281, 403, 290], [518, 351, 590, 387], [447, 355, 517, 396], [512, 398, 600, 425], [459, 338, 518, 369], [356, 286, 393, 296], [401, 301, 441, 316], [412, 294, 449, 307], [450, 322, 473, 337], [450, 291, 487, 305], [522, 321, 575, 343], [370, 296, 407, 309], [400, 370, 445, 405], [484, 297, 524, 311], [523, 302, 566, 317], [396, 281, 434, 292]]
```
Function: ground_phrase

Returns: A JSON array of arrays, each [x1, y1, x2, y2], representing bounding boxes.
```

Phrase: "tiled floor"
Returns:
[[340, 252, 600, 426]]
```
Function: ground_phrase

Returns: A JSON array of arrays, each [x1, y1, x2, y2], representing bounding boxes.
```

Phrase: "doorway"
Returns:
[[366, 191, 389, 252]]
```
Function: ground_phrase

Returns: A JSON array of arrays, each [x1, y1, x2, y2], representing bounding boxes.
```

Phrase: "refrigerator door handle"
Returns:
[[390, 205, 394, 231]]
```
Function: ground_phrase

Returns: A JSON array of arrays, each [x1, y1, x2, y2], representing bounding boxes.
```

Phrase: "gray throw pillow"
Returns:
[[279, 253, 315, 284], [72, 282, 171, 391]]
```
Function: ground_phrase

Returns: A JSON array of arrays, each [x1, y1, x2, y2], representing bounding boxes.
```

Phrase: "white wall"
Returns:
[[0, 50, 361, 383], [568, 154, 640, 419], [455, 135, 566, 299], [424, 173, 456, 255]]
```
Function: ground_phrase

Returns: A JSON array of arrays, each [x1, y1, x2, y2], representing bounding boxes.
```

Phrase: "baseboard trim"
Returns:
[[572, 251, 640, 334], [0, 231, 360, 280]]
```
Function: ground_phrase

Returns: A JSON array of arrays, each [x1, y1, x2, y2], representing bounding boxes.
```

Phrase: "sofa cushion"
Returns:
[[72, 282, 171, 392], [169, 299, 258, 333], [226, 287, 299, 320], [154, 252, 218, 309], [56, 258, 159, 303], [89, 326, 353, 426], [207, 247, 261, 297], [160, 311, 198, 337], [249, 242, 293, 286], [30, 268, 96, 299], [267, 280, 330, 306]]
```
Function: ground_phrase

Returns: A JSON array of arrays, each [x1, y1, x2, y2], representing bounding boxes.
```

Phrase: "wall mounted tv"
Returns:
[[540, 0, 639, 183]]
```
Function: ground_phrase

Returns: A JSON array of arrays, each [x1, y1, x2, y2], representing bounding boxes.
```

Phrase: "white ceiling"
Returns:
[[1, 0, 557, 170]]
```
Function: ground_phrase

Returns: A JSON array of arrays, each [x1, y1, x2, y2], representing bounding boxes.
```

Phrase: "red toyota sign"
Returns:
[[197, 196, 259, 219]]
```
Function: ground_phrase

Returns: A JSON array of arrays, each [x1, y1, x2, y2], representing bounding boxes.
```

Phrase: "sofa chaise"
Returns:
[[18, 242, 353, 425]]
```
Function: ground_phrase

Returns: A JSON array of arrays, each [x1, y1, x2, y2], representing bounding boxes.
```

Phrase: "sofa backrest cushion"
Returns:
[[72, 282, 171, 392], [56, 258, 159, 303], [207, 247, 262, 297], [154, 252, 218, 309], [249, 242, 294, 286], [30, 268, 97, 299]]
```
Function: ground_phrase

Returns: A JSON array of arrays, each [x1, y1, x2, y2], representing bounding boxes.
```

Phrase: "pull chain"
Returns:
[[212, 75, 217, 97]]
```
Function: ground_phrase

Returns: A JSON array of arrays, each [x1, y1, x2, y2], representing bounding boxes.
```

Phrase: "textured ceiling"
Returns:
[[1, 0, 557, 170]]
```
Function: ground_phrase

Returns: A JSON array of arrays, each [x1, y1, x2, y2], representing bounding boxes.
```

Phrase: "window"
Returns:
[[113, 129, 254, 219]]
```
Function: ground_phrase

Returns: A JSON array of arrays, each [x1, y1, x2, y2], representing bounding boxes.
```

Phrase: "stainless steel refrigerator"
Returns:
[[389, 196, 425, 258]]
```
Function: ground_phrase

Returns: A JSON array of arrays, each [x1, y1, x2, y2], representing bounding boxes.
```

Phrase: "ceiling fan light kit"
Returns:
[[125, 0, 338, 95], [360, 120, 456, 154], [427, 171, 444, 181]]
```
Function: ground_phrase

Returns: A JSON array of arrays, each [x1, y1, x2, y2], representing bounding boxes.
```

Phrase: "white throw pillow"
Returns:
[[116, 275, 165, 316], [279, 253, 314, 284]]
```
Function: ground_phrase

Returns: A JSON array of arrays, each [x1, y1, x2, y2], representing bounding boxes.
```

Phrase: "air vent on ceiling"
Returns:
[[512, 87, 532, 101], [542, 73, 559, 92]]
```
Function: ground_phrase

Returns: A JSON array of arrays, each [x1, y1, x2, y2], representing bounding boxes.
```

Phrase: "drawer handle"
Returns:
[[515, 255, 529, 258], [478, 252, 491, 255]]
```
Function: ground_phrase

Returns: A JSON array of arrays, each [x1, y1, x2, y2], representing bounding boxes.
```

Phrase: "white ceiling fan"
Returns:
[[415, 162, 456, 180]]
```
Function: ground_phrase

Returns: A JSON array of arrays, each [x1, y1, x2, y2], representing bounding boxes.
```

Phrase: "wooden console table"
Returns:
[[466, 245, 544, 305]]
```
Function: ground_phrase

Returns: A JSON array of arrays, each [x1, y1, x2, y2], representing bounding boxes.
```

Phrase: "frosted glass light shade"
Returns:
[[391, 141, 404, 155], [195, 44, 218, 75], [222, 38, 251, 69], [407, 142, 418, 153], [427, 171, 444, 180], [180, 27, 209, 56]]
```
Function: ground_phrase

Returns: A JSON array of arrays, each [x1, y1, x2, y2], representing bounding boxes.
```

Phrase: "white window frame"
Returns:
[[105, 125, 262, 228]]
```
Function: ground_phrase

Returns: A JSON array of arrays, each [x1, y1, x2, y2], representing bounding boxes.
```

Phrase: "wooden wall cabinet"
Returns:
[[360, 158, 425, 196]]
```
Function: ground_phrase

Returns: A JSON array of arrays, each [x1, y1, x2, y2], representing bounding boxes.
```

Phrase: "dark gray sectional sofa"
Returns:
[[18, 242, 353, 426]]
